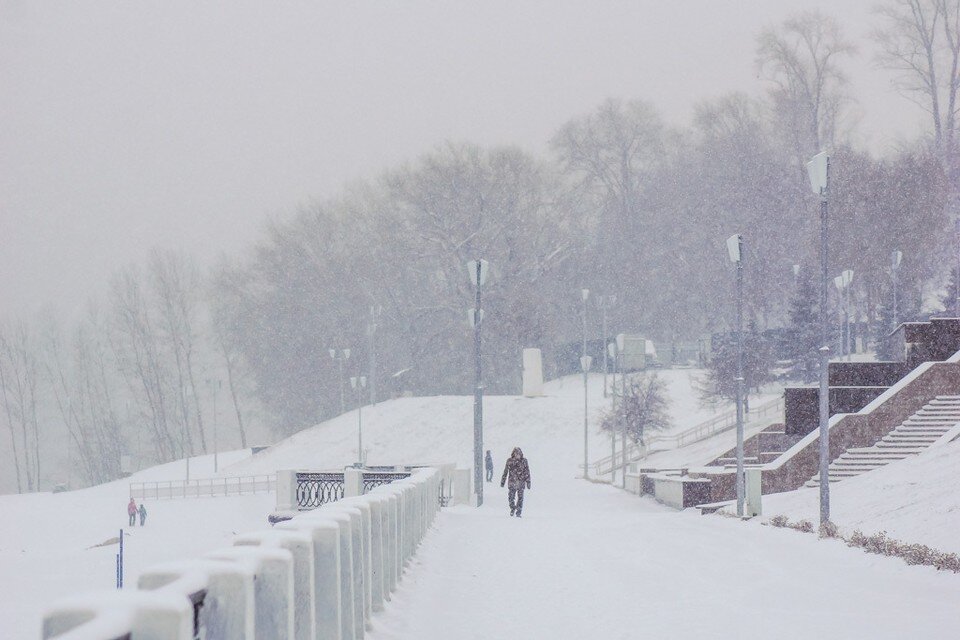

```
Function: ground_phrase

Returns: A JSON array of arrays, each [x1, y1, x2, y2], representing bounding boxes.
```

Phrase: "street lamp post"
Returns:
[[207, 379, 221, 474], [581, 288, 590, 479], [807, 150, 832, 527], [727, 234, 746, 517], [368, 306, 383, 405], [467, 259, 489, 506], [329, 348, 351, 415], [955, 220, 960, 317], [891, 250, 902, 327], [833, 270, 854, 361], [596, 295, 616, 397], [350, 375, 367, 465]]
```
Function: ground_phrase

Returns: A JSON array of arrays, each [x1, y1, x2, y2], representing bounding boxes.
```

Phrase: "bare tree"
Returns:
[[757, 11, 857, 162], [110, 267, 179, 461], [150, 250, 208, 454], [874, 0, 960, 171], [0, 322, 42, 490]]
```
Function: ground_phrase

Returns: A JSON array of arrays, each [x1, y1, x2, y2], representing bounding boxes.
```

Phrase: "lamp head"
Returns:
[[726, 234, 742, 263], [806, 151, 830, 196]]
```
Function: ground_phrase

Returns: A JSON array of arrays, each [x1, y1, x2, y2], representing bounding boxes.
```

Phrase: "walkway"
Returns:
[[368, 466, 960, 640]]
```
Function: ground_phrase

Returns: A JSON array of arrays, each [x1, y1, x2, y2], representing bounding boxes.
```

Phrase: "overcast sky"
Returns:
[[0, 1, 927, 320]]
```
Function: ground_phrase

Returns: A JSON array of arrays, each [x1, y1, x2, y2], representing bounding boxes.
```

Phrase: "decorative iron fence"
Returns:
[[295, 472, 344, 509], [361, 471, 411, 493]]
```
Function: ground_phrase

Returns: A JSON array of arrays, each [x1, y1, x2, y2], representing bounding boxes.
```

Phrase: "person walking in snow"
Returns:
[[138, 503, 147, 527], [485, 450, 494, 482], [127, 498, 137, 527], [500, 447, 531, 517]]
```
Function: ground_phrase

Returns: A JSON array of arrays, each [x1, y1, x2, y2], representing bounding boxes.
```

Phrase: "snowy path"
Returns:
[[368, 471, 960, 640]]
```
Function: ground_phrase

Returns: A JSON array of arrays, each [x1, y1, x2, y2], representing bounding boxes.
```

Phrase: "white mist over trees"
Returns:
[[1, 6, 958, 493]]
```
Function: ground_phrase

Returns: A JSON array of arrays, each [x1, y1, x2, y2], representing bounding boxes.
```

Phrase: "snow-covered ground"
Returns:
[[756, 438, 960, 554], [2, 369, 959, 639]]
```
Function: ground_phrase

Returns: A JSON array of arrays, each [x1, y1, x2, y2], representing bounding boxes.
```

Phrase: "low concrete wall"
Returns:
[[764, 361, 960, 494], [44, 466, 447, 640]]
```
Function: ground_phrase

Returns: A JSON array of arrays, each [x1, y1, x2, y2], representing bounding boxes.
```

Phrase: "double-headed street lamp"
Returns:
[[727, 233, 746, 517], [329, 348, 351, 415], [350, 375, 367, 466], [807, 150, 832, 527], [467, 258, 489, 506]]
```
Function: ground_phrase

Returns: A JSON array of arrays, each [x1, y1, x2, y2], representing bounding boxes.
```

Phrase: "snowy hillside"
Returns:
[[3, 369, 959, 639], [756, 438, 960, 554]]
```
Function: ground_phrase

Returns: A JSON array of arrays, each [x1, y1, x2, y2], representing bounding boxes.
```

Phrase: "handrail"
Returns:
[[129, 474, 276, 500], [591, 396, 784, 475]]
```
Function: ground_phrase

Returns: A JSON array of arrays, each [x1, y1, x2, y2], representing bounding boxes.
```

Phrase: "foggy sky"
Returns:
[[0, 1, 926, 320]]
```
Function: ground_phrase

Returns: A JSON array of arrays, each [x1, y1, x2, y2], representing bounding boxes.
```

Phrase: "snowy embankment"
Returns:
[[755, 438, 960, 554], [4, 369, 960, 639]]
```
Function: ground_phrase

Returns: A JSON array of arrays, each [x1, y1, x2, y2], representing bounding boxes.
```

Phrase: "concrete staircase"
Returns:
[[804, 395, 960, 487]]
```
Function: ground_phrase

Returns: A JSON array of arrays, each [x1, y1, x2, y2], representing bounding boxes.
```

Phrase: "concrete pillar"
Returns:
[[43, 590, 192, 640], [206, 546, 294, 640], [276, 518, 342, 640], [298, 510, 355, 640], [234, 531, 316, 640], [522, 348, 544, 397], [276, 470, 298, 511], [323, 504, 365, 636], [746, 468, 763, 517], [344, 467, 363, 498], [454, 468, 471, 506], [139, 558, 256, 640]]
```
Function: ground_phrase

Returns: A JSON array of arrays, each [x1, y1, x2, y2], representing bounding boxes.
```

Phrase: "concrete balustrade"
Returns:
[[138, 558, 256, 640], [41, 464, 447, 640], [205, 546, 295, 640], [233, 530, 316, 640], [275, 518, 341, 640], [42, 590, 192, 640]]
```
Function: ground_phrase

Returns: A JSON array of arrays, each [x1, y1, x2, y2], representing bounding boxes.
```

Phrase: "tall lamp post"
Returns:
[[350, 375, 367, 466], [833, 270, 854, 361], [596, 295, 616, 397], [727, 234, 746, 517], [206, 379, 221, 473], [891, 250, 902, 327], [467, 259, 489, 506], [807, 150, 832, 527], [580, 288, 590, 479], [367, 305, 383, 405], [329, 348, 351, 415]]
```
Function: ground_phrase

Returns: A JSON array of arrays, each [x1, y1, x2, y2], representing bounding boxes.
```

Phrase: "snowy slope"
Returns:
[[3, 369, 959, 639], [755, 438, 960, 554]]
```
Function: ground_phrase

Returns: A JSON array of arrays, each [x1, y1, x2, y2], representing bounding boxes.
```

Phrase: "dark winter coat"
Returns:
[[485, 452, 493, 470], [500, 448, 531, 490], [138, 504, 147, 518]]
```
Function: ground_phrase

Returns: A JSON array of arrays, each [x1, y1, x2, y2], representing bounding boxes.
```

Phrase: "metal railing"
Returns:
[[129, 474, 276, 500], [592, 396, 784, 477], [295, 472, 345, 509], [361, 471, 411, 494]]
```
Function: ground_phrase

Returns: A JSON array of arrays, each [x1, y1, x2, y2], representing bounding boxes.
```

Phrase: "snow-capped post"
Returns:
[[807, 150, 832, 528], [727, 233, 746, 517], [466, 258, 489, 506]]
